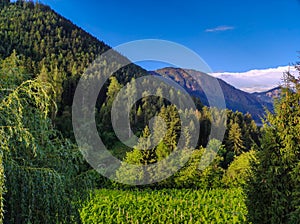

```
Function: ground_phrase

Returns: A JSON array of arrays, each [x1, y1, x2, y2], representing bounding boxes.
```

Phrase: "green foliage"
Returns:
[[0, 154, 4, 223], [0, 69, 101, 222], [172, 139, 224, 189], [156, 105, 181, 150], [220, 111, 259, 168], [246, 66, 300, 224], [80, 188, 247, 224], [0, 1, 108, 77], [114, 102, 260, 189], [0, 0, 9, 9], [227, 122, 245, 155], [115, 106, 188, 187], [223, 150, 256, 187], [0, 80, 54, 154], [4, 161, 69, 224], [117, 133, 225, 189], [0, 1, 148, 138], [171, 148, 204, 188], [115, 126, 154, 185], [0, 50, 30, 93], [101, 77, 123, 119]]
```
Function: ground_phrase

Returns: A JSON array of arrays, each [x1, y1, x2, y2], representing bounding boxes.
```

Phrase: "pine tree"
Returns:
[[120, 125, 155, 166], [136, 105, 143, 124], [99, 76, 122, 133], [158, 106, 181, 151], [125, 78, 137, 138], [0, 50, 29, 89], [116, 126, 155, 185], [37, 63, 49, 83], [138, 126, 156, 165], [227, 122, 245, 156], [107, 76, 122, 101]]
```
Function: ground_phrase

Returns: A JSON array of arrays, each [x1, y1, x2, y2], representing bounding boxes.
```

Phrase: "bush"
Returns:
[[223, 150, 256, 187]]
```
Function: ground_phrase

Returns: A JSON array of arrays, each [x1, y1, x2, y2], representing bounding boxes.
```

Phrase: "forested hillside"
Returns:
[[0, 0, 148, 137]]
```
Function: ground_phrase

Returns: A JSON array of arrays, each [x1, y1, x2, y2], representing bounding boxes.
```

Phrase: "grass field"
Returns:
[[80, 188, 247, 223]]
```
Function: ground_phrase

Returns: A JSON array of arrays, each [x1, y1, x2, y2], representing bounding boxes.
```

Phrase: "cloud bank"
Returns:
[[205, 25, 235, 32], [210, 66, 298, 93]]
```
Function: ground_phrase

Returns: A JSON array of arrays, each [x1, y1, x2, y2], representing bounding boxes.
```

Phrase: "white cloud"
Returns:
[[210, 66, 298, 93], [205, 25, 235, 32]]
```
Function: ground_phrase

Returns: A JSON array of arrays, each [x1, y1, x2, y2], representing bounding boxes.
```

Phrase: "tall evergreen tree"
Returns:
[[246, 65, 300, 224], [125, 78, 137, 138], [227, 122, 245, 156], [99, 77, 122, 133], [0, 50, 29, 89]]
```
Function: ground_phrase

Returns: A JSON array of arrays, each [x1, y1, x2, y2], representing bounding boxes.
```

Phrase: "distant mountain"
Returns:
[[211, 66, 297, 93], [151, 67, 273, 122], [252, 86, 281, 104]]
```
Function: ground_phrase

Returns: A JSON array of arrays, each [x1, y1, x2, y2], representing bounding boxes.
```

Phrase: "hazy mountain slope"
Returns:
[[252, 86, 281, 104], [151, 67, 272, 122]]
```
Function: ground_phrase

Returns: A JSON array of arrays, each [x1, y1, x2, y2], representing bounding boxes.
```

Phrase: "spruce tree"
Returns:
[[246, 65, 300, 224], [227, 122, 245, 156]]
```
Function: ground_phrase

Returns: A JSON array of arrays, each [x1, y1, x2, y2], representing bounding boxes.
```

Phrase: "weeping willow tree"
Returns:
[[0, 55, 101, 223], [1, 80, 66, 223]]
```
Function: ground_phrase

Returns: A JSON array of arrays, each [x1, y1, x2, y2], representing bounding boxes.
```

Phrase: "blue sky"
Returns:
[[41, 0, 300, 72]]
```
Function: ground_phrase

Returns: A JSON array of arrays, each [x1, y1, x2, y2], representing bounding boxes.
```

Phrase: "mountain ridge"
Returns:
[[252, 86, 281, 104], [151, 67, 274, 122]]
